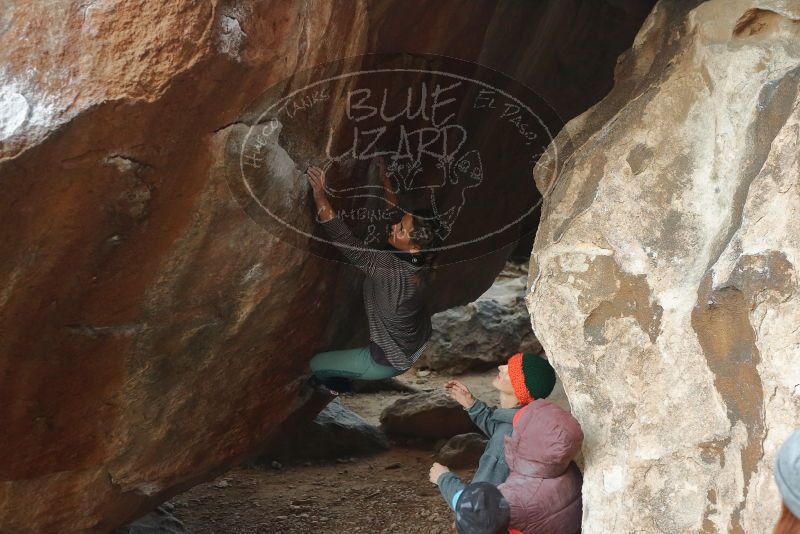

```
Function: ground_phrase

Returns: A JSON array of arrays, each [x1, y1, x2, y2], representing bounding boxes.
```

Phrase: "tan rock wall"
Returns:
[[527, 1, 800, 531]]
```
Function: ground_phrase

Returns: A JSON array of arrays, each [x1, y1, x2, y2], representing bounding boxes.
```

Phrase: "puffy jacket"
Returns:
[[498, 399, 583, 534], [437, 399, 520, 509]]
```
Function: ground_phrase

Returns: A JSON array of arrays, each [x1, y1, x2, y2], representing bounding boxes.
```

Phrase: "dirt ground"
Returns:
[[170, 368, 570, 533]]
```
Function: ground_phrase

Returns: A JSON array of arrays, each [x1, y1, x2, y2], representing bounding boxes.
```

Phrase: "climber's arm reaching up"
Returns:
[[307, 165, 382, 276]]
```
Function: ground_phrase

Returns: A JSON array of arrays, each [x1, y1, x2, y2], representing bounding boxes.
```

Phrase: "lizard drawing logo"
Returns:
[[228, 53, 561, 264]]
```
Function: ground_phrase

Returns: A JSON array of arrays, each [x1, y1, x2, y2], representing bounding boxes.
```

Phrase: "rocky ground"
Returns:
[[170, 448, 461, 534], [168, 368, 570, 534]]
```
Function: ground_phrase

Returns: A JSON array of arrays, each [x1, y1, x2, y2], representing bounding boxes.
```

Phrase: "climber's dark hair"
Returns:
[[408, 209, 440, 249], [407, 208, 440, 270]]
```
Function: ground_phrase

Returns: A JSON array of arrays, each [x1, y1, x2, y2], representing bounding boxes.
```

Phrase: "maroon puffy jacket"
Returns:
[[498, 399, 584, 534]]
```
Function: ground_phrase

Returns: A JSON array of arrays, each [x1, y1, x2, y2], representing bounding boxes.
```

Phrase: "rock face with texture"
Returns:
[[263, 398, 389, 462], [435, 433, 489, 469], [418, 263, 542, 373], [0, 0, 653, 531], [527, 1, 800, 532], [380, 392, 475, 439]]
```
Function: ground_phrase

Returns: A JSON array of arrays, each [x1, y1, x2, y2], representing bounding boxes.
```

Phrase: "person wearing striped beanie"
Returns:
[[503, 352, 557, 406]]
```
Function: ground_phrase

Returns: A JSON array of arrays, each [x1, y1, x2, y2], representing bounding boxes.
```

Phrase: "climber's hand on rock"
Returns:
[[429, 462, 450, 484], [306, 166, 335, 222], [445, 380, 475, 409], [306, 166, 327, 199]]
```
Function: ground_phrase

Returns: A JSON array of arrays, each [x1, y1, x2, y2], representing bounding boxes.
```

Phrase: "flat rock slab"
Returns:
[[380, 391, 474, 439]]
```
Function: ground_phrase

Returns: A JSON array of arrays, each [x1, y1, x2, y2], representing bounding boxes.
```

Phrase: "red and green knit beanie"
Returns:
[[507, 352, 556, 405]]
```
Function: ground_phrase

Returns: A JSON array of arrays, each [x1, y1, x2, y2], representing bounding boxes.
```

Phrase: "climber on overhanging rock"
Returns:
[[305, 164, 438, 383]]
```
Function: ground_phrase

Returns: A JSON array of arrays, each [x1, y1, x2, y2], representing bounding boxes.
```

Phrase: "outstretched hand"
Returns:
[[429, 462, 450, 484], [445, 380, 475, 409]]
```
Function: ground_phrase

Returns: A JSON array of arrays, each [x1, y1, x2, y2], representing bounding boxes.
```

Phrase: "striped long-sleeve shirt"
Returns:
[[320, 216, 432, 370]]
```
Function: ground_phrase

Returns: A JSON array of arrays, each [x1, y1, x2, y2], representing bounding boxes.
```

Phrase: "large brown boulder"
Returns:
[[528, 1, 800, 532], [0, 1, 653, 531]]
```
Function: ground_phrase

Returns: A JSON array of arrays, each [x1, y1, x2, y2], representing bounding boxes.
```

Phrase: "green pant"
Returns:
[[310, 346, 404, 380]]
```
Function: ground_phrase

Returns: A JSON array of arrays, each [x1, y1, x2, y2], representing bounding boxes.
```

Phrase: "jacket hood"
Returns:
[[504, 399, 583, 479]]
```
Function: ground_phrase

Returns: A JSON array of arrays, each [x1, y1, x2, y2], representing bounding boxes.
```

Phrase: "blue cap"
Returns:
[[775, 429, 800, 517]]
